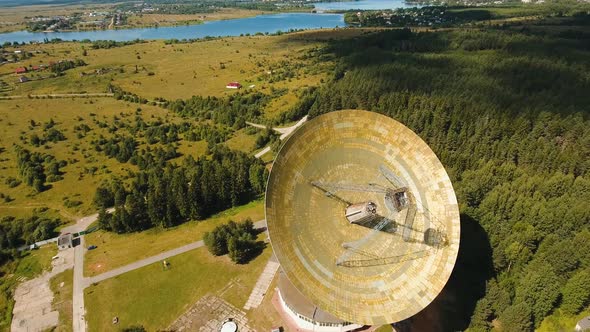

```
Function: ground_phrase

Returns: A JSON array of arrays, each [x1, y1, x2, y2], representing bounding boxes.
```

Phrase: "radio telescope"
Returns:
[[266, 110, 460, 328]]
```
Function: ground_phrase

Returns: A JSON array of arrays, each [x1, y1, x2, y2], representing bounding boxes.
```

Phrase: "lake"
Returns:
[[313, 0, 417, 11], [0, 13, 345, 44], [0, 0, 415, 44]]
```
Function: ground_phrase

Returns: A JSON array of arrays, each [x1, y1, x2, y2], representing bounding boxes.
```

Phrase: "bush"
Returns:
[[203, 219, 264, 263]]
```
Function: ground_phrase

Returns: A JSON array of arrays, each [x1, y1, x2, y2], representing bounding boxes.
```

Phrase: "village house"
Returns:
[[15, 67, 27, 74], [226, 82, 242, 89]]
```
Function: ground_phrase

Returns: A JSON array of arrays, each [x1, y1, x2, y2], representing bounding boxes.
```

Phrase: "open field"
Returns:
[[224, 128, 257, 153], [0, 98, 178, 219], [0, 28, 372, 224], [49, 269, 74, 332], [84, 199, 264, 277], [0, 33, 332, 106], [84, 241, 272, 331]]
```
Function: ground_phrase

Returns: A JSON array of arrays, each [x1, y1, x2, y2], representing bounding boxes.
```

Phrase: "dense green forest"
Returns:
[[297, 17, 590, 330], [95, 146, 268, 233]]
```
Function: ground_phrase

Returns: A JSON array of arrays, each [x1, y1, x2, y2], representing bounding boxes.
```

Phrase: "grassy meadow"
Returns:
[[84, 241, 272, 331], [0, 34, 331, 111], [83, 200, 264, 276], [0, 98, 181, 219]]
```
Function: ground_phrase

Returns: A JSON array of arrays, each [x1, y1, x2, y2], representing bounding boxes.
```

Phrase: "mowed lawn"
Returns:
[[84, 200, 264, 277], [85, 242, 272, 331]]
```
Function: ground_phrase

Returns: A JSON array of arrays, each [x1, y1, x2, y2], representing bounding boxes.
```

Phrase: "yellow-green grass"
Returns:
[[14, 244, 57, 279], [224, 128, 257, 153], [261, 150, 276, 164], [0, 33, 328, 101], [84, 199, 264, 277], [85, 242, 272, 331], [50, 269, 74, 332], [0, 97, 188, 219], [173, 139, 209, 162], [537, 307, 590, 332]]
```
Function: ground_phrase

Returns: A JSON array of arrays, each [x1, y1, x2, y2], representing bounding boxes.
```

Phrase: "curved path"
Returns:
[[247, 115, 308, 158], [246, 115, 308, 141]]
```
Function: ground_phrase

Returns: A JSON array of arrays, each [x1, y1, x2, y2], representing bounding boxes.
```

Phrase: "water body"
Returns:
[[0, 13, 345, 44], [313, 0, 417, 11]]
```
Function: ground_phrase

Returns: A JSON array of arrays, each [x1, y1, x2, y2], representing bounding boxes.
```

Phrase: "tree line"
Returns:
[[95, 146, 268, 233]]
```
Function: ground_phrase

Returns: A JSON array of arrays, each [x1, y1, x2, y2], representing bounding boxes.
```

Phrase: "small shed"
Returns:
[[576, 317, 590, 331], [57, 233, 73, 250], [18, 76, 29, 83], [226, 82, 241, 89]]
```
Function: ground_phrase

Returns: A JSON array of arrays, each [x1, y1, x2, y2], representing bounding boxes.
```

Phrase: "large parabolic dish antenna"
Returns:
[[265, 110, 460, 325]]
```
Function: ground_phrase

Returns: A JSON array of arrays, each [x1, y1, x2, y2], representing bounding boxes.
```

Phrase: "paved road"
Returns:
[[85, 240, 204, 286], [85, 219, 267, 286], [70, 216, 266, 332], [62, 208, 114, 236], [248, 115, 308, 159], [73, 236, 87, 332], [254, 146, 271, 159], [246, 115, 308, 141]]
